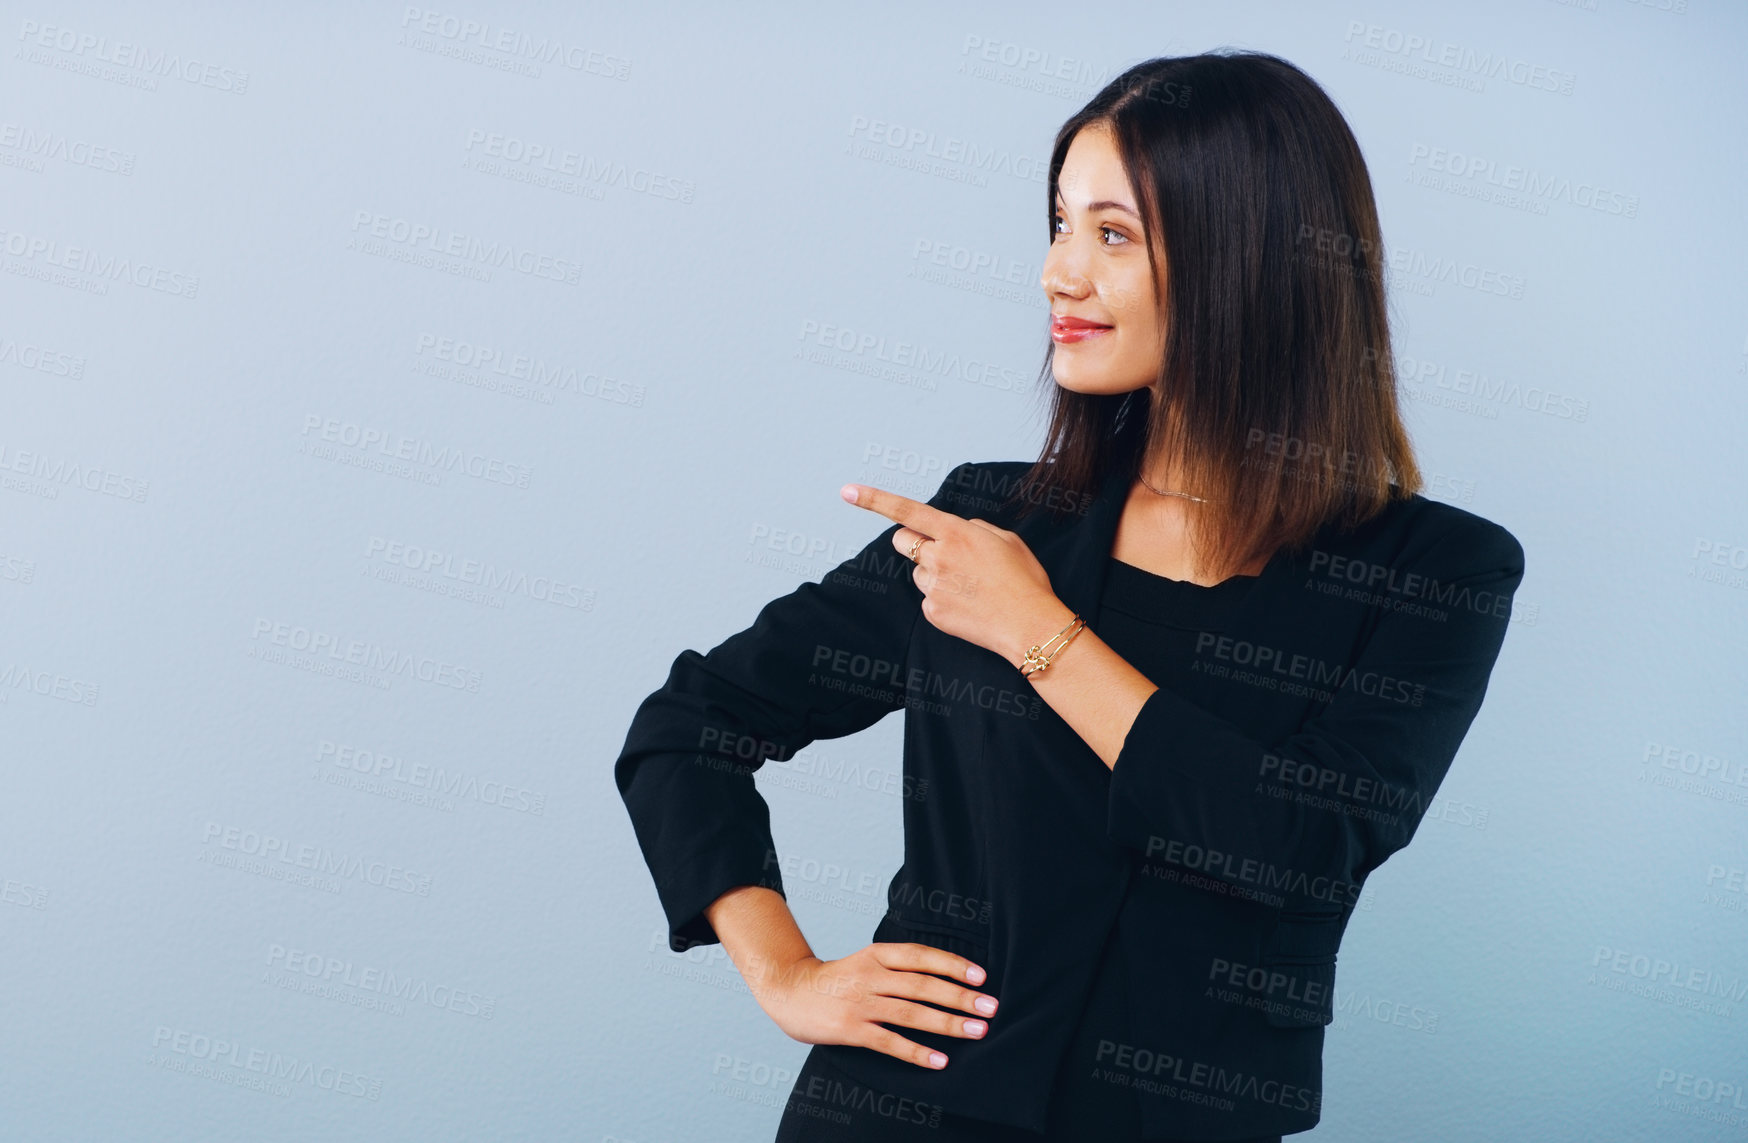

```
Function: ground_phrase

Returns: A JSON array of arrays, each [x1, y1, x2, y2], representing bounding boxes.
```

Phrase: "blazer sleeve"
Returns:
[[615, 462, 975, 952], [1105, 513, 1526, 910]]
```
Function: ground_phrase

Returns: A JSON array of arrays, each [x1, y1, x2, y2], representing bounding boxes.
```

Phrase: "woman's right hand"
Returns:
[[752, 943, 1000, 1070]]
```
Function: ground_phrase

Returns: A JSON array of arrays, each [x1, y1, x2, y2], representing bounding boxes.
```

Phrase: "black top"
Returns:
[[1042, 560, 1261, 1136], [615, 459, 1525, 1138], [1098, 557, 1259, 684]]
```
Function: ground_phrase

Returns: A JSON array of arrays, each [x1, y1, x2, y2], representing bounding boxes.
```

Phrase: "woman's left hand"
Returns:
[[841, 482, 1070, 666]]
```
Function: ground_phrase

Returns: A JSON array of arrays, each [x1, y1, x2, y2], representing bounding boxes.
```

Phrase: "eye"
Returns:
[[1052, 210, 1131, 247]]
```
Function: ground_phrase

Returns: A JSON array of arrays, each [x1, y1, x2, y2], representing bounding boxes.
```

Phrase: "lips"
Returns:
[[1052, 314, 1112, 330], [1051, 314, 1113, 344]]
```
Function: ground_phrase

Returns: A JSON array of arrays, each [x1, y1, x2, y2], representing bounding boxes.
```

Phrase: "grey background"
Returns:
[[2, 1, 1744, 1140]]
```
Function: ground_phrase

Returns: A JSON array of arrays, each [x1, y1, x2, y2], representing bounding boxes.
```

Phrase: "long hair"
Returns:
[[1004, 50, 1420, 581]]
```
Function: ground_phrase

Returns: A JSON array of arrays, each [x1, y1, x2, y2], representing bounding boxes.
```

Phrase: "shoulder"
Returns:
[[937, 458, 1034, 486], [1332, 490, 1525, 578], [927, 459, 1039, 519]]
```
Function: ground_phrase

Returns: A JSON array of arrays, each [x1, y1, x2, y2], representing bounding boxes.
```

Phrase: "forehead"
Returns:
[[1056, 123, 1131, 202], [1048, 128, 1132, 214]]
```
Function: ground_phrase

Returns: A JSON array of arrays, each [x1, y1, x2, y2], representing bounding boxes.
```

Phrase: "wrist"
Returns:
[[743, 948, 820, 1002], [1009, 595, 1078, 671]]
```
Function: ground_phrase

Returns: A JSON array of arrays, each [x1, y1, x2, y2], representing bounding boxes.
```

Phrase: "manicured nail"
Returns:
[[965, 965, 985, 984], [963, 1020, 986, 1037], [928, 1051, 948, 1068], [974, 996, 997, 1016], [840, 484, 859, 504]]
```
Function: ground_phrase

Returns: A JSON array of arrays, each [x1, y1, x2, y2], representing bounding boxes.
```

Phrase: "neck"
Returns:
[[1137, 446, 1202, 498], [1136, 389, 1200, 493]]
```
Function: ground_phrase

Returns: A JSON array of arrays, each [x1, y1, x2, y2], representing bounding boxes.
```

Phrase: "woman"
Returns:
[[615, 51, 1525, 1141]]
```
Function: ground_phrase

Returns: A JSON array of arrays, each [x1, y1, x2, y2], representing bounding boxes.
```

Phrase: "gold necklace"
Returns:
[[1137, 471, 1214, 503]]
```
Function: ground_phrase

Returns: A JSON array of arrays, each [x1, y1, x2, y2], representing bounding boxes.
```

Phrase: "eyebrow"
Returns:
[[1054, 191, 1140, 221]]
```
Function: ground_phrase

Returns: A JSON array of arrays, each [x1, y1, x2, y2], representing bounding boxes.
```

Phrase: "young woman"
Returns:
[[616, 51, 1525, 1142]]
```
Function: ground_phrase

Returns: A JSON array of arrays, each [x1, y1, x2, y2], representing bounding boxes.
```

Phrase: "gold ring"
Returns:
[[907, 536, 929, 563]]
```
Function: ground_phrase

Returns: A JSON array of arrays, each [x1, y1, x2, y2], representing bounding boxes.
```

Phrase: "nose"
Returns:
[[1041, 246, 1090, 299]]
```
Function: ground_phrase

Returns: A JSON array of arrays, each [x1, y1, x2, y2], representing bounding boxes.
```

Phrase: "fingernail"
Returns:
[[965, 965, 985, 984], [840, 484, 859, 504], [963, 1019, 986, 1037], [974, 996, 997, 1016], [929, 1051, 948, 1068]]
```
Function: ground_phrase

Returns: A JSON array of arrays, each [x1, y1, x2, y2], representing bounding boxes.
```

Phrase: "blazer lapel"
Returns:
[[1017, 463, 1127, 628]]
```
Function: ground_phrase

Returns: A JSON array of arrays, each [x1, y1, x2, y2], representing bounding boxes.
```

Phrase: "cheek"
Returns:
[[1111, 287, 1160, 340], [1116, 307, 1165, 372], [1107, 270, 1156, 320]]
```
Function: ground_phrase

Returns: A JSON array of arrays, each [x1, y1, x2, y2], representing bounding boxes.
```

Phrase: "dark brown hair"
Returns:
[[1005, 50, 1420, 580]]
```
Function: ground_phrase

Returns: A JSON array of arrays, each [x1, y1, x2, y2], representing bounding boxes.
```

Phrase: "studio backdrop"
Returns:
[[2, 2, 1744, 1141]]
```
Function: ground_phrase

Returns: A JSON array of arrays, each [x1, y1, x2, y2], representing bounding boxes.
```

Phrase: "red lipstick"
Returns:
[[1051, 313, 1113, 344]]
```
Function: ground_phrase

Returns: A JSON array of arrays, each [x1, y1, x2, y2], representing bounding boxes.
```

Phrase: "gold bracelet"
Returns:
[[1020, 618, 1076, 664], [1019, 614, 1086, 679]]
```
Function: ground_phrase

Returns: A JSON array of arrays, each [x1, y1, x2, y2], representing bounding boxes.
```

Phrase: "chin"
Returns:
[[1049, 361, 1151, 397]]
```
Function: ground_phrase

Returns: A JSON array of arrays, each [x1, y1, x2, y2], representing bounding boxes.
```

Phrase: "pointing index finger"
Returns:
[[841, 483, 959, 537]]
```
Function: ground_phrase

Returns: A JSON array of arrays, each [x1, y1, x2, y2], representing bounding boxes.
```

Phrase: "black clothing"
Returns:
[[776, 1029, 1281, 1142], [1032, 559, 1258, 1135], [616, 459, 1525, 1139]]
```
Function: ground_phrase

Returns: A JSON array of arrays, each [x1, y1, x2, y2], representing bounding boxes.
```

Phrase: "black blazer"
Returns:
[[615, 458, 1525, 1139]]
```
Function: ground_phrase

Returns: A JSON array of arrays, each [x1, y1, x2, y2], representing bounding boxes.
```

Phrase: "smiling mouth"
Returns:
[[1051, 318, 1113, 343]]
